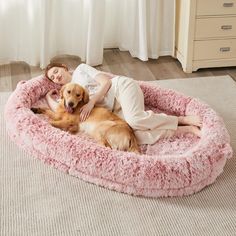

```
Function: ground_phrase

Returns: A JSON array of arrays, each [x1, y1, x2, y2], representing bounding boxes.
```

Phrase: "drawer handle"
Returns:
[[221, 25, 232, 30], [220, 47, 231, 52], [223, 2, 234, 7]]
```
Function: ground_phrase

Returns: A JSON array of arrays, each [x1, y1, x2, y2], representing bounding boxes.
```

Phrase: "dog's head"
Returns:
[[60, 83, 89, 113]]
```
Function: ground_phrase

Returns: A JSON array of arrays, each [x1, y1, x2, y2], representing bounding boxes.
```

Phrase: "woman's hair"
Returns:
[[44, 62, 68, 80]]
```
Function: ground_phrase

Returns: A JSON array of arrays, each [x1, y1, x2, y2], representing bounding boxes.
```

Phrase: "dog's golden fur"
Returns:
[[32, 83, 139, 153]]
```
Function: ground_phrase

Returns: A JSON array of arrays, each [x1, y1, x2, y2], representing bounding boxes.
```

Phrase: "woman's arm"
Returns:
[[91, 73, 112, 103], [80, 73, 112, 121]]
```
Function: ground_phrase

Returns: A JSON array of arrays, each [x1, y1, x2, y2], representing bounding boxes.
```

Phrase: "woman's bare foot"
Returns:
[[178, 115, 202, 128], [176, 125, 201, 137]]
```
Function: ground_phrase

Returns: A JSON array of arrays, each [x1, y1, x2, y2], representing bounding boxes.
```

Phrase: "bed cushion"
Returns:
[[4, 76, 233, 197]]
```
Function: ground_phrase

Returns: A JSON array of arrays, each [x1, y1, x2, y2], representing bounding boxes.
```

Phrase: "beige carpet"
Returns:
[[1, 75, 236, 236]]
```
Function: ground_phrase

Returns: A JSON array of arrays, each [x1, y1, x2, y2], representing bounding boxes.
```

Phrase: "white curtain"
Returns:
[[0, 0, 175, 68], [104, 0, 175, 60]]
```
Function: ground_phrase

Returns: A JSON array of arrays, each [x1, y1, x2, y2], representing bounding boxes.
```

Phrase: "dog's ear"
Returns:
[[60, 85, 66, 99], [83, 88, 89, 104]]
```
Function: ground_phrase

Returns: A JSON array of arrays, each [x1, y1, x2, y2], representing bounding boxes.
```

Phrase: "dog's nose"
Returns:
[[68, 102, 74, 107]]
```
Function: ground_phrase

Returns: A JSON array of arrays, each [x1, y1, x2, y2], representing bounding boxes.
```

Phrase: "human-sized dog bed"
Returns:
[[4, 75, 233, 197]]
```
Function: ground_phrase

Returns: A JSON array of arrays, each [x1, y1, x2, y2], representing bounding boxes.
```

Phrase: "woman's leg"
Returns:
[[178, 116, 202, 127], [116, 76, 178, 129], [115, 77, 179, 144], [134, 125, 201, 145], [176, 126, 201, 137], [115, 76, 201, 144]]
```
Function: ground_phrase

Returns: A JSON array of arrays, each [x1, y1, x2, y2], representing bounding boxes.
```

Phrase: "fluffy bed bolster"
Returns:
[[4, 75, 233, 197]]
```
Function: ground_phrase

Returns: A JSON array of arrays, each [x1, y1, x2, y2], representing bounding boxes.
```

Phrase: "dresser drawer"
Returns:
[[194, 39, 236, 60], [195, 17, 236, 39], [197, 0, 236, 16]]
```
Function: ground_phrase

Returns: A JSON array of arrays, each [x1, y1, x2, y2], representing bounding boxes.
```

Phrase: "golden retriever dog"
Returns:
[[32, 83, 139, 153]]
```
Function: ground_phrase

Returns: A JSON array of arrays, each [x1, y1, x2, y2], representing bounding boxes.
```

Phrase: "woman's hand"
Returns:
[[80, 101, 95, 121], [79, 73, 112, 122]]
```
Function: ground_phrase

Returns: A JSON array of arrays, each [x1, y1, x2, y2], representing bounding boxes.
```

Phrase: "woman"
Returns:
[[45, 63, 201, 145]]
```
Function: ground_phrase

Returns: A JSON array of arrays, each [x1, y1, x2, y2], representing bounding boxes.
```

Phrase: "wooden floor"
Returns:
[[1, 49, 236, 92]]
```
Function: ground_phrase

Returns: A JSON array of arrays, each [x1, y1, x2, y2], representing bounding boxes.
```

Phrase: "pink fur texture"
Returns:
[[4, 76, 233, 197]]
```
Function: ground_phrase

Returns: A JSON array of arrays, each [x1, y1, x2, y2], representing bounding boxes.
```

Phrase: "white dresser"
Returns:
[[175, 0, 236, 73]]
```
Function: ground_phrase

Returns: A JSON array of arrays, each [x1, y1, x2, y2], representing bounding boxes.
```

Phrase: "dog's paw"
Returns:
[[49, 121, 58, 128], [68, 125, 79, 134], [31, 107, 44, 114]]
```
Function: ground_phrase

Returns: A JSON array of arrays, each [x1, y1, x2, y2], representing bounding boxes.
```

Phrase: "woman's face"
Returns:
[[47, 66, 71, 85]]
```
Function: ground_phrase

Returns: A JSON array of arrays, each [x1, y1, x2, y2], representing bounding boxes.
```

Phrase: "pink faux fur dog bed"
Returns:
[[4, 75, 233, 197]]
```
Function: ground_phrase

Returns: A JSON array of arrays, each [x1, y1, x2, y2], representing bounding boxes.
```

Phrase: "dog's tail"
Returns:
[[104, 124, 140, 154], [128, 131, 140, 154]]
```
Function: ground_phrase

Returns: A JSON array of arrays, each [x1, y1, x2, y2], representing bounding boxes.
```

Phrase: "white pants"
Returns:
[[77, 64, 178, 145], [112, 76, 178, 144]]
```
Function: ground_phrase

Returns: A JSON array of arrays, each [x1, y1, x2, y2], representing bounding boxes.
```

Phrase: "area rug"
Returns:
[[1, 75, 235, 235]]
